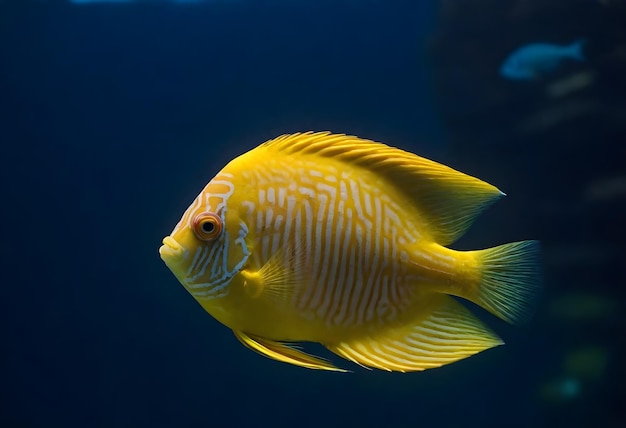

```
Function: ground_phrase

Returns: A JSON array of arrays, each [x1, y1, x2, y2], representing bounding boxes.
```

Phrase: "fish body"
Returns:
[[500, 39, 586, 80], [160, 132, 540, 372]]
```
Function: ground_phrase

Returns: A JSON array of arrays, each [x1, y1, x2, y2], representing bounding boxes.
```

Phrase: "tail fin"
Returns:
[[473, 240, 541, 325], [568, 38, 587, 61]]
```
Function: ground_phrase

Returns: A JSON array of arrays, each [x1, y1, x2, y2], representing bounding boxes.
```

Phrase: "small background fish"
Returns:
[[500, 39, 587, 80]]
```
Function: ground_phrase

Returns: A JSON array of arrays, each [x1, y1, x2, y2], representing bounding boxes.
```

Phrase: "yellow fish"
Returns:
[[159, 132, 540, 372]]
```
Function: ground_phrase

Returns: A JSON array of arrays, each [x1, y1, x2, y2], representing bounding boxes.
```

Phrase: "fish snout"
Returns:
[[159, 236, 186, 265]]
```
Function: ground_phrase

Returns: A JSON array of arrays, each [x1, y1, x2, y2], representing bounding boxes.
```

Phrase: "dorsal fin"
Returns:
[[261, 132, 504, 245]]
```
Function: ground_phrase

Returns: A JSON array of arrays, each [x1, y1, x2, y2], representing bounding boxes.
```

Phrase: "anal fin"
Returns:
[[326, 295, 503, 372], [233, 330, 347, 372]]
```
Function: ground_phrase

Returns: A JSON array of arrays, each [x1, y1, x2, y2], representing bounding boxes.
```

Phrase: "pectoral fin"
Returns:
[[241, 235, 308, 302], [233, 330, 347, 372], [325, 295, 503, 372]]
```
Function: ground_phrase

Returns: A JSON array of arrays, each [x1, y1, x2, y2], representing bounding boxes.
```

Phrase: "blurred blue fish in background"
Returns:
[[500, 39, 587, 80]]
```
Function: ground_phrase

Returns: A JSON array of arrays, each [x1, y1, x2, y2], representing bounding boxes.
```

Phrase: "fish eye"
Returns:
[[192, 212, 222, 241]]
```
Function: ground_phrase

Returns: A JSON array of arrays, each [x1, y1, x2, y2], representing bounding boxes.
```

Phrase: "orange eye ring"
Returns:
[[192, 212, 223, 241]]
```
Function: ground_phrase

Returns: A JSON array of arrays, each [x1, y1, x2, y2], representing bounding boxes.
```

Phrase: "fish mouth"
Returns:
[[159, 236, 185, 262]]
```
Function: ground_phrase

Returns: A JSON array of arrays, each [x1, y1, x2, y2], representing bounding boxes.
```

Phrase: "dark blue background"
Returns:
[[1, 1, 622, 427]]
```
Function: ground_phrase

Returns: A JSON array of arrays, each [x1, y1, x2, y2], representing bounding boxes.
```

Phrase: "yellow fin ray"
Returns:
[[242, 235, 307, 301], [325, 296, 503, 372], [471, 240, 542, 325], [233, 330, 347, 372], [261, 131, 503, 245]]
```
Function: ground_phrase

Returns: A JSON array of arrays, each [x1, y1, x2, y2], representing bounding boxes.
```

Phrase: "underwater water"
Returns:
[[1, 0, 624, 427]]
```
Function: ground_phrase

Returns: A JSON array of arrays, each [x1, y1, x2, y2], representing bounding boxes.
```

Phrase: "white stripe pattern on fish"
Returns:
[[178, 173, 249, 298], [240, 159, 418, 329]]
